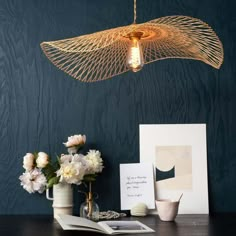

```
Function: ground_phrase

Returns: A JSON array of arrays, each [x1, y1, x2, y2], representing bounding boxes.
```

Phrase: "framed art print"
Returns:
[[139, 124, 209, 214]]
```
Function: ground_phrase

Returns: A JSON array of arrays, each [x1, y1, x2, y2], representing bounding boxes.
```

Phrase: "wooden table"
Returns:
[[1, 214, 236, 236]]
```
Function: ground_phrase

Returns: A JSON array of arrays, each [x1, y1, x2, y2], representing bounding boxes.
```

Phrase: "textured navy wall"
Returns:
[[0, 0, 236, 214]]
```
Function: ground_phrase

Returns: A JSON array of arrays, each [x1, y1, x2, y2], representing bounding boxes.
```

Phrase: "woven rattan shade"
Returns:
[[41, 15, 223, 82]]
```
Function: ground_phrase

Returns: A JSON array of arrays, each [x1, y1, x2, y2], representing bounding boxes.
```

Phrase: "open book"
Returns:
[[57, 215, 155, 234]]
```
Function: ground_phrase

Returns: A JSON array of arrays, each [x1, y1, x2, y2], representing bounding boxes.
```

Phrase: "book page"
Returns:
[[98, 221, 155, 234], [57, 215, 105, 233]]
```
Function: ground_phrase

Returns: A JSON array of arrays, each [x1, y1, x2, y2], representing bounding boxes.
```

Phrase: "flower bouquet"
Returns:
[[19, 134, 104, 219]]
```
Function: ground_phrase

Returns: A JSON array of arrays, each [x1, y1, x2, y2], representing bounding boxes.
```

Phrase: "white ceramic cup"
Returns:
[[156, 199, 180, 221]]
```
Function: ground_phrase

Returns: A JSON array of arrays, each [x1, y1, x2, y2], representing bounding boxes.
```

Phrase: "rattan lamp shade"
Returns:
[[41, 12, 223, 82]]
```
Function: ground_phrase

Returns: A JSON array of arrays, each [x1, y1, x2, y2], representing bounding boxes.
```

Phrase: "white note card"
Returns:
[[120, 163, 155, 210]]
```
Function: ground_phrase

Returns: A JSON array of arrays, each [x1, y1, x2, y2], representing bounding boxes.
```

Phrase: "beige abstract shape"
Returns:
[[155, 146, 192, 190]]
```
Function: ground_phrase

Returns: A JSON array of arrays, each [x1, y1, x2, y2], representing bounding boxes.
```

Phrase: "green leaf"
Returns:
[[47, 176, 59, 188], [42, 164, 57, 181], [53, 160, 60, 170], [83, 174, 97, 182], [56, 156, 61, 164]]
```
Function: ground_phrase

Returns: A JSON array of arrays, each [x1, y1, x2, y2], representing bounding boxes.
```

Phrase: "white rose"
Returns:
[[23, 153, 35, 171], [63, 134, 86, 147], [36, 152, 49, 168]]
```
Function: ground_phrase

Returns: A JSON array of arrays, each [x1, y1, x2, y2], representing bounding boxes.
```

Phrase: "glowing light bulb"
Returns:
[[126, 36, 144, 72]]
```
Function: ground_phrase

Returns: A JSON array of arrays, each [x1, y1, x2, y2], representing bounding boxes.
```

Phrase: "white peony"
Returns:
[[19, 168, 47, 194], [60, 154, 73, 163], [36, 152, 49, 168], [23, 153, 35, 171], [57, 157, 86, 185], [84, 150, 104, 174], [63, 134, 86, 148], [72, 154, 87, 165]]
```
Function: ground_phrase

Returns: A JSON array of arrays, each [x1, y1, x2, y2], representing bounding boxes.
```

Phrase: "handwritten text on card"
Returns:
[[120, 163, 155, 210]]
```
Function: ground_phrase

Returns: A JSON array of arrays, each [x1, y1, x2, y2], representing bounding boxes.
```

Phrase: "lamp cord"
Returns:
[[133, 0, 137, 24]]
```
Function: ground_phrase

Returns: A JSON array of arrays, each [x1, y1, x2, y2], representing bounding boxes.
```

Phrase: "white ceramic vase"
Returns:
[[46, 183, 73, 219]]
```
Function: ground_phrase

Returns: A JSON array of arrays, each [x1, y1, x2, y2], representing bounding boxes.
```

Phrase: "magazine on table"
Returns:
[[57, 215, 155, 234]]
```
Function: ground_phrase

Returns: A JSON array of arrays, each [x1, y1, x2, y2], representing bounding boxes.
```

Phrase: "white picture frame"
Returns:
[[139, 124, 209, 214]]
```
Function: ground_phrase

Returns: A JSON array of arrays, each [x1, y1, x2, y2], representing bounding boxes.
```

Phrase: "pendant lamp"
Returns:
[[40, 0, 223, 82]]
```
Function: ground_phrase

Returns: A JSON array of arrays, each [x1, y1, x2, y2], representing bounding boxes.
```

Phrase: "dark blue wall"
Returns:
[[0, 0, 236, 214]]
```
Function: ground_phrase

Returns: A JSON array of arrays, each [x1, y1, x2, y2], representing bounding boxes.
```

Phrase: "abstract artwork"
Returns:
[[139, 124, 208, 214]]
